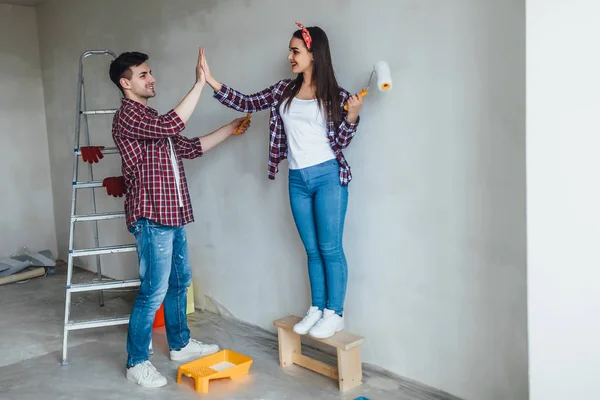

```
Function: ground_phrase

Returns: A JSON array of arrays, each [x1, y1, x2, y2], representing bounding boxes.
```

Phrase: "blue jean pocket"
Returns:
[[129, 222, 142, 236]]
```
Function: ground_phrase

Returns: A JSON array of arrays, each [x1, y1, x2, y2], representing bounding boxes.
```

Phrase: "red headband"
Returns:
[[295, 22, 312, 49]]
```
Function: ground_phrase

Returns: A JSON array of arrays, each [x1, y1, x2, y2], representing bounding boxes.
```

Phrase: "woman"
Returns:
[[201, 23, 363, 339]]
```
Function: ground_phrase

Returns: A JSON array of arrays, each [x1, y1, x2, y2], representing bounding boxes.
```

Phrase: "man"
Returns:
[[109, 49, 249, 388]]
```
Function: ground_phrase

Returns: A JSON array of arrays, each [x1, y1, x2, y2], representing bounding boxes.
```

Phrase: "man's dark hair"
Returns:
[[109, 51, 149, 94]]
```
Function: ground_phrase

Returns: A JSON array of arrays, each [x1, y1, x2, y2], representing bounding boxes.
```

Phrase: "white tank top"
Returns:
[[279, 97, 335, 170]]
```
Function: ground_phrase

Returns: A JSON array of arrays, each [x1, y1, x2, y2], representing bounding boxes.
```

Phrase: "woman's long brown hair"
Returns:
[[280, 26, 342, 124]]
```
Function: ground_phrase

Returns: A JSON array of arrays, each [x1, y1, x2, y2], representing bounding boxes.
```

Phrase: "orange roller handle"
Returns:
[[235, 113, 252, 135], [343, 88, 369, 111]]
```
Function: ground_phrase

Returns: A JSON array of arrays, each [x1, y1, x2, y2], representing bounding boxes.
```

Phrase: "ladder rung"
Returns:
[[68, 279, 140, 293], [75, 147, 119, 156], [66, 316, 130, 331], [81, 109, 117, 115], [70, 244, 136, 257], [73, 180, 103, 189], [72, 211, 126, 222]]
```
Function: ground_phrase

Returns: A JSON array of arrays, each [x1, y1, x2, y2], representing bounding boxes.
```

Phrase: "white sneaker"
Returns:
[[169, 338, 220, 361], [293, 306, 323, 335], [126, 361, 167, 388], [308, 309, 344, 339]]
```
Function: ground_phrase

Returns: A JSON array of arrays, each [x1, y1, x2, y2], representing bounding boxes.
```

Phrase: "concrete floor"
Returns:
[[0, 267, 460, 400]]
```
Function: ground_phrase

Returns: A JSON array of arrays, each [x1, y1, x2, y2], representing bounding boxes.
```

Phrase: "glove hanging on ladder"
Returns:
[[80, 146, 105, 163], [102, 176, 125, 197]]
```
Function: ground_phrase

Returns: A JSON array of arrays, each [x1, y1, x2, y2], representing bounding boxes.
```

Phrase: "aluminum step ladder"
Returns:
[[61, 50, 140, 366]]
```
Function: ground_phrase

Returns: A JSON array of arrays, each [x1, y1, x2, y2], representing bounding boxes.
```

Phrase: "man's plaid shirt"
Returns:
[[112, 98, 203, 229]]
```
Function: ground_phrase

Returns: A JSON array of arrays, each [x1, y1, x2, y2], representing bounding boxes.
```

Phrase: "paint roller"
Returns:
[[344, 60, 392, 111]]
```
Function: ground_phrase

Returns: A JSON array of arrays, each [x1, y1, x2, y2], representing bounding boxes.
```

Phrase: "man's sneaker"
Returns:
[[169, 339, 219, 361], [126, 361, 167, 388], [308, 308, 344, 339], [293, 306, 323, 335]]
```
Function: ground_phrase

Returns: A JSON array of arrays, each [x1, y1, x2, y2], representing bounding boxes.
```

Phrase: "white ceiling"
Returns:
[[0, 0, 47, 6]]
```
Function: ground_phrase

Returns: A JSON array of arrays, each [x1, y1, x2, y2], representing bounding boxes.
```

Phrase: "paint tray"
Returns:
[[176, 349, 253, 393]]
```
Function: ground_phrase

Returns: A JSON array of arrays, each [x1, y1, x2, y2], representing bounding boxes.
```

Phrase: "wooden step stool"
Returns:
[[273, 315, 364, 392]]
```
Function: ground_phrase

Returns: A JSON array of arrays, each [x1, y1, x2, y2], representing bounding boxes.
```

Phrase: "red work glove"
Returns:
[[80, 146, 105, 163], [114, 176, 125, 197], [102, 176, 125, 197], [102, 177, 114, 196]]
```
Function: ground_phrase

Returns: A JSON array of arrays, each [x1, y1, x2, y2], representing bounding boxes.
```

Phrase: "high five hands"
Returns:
[[199, 47, 212, 84], [196, 47, 206, 86]]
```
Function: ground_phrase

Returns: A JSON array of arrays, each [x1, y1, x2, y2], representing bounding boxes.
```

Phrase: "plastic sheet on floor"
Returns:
[[0, 247, 55, 277]]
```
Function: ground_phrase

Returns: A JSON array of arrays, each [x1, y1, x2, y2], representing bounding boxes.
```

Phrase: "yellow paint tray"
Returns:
[[176, 349, 253, 393]]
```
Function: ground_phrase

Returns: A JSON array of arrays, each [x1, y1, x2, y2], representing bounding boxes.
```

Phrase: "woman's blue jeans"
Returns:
[[288, 159, 349, 316]]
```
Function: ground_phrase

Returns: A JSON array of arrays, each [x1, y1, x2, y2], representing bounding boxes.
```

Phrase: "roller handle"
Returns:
[[235, 113, 252, 134], [343, 88, 369, 111]]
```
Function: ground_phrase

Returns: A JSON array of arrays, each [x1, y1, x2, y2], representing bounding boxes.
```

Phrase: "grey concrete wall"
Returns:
[[35, 1, 527, 399], [0, 4, 57, 258]]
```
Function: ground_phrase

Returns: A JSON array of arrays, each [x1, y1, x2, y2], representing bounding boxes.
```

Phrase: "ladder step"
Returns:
[[81, 109, 118, 115], [68, 279, 140, 293], [66, 316, 130, 331], [73, 180, 103, 189], [75, 147, 119, 156], [71, 244, 137, 257], [72, 211, 126, 222]]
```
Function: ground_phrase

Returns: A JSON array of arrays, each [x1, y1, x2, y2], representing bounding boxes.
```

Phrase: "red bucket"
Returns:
[[153, 303, 165, 328]]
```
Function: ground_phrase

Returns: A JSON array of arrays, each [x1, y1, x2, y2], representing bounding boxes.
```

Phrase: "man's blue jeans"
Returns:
[[288, 159, 349, 316], [126, 218, 192, 367]]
